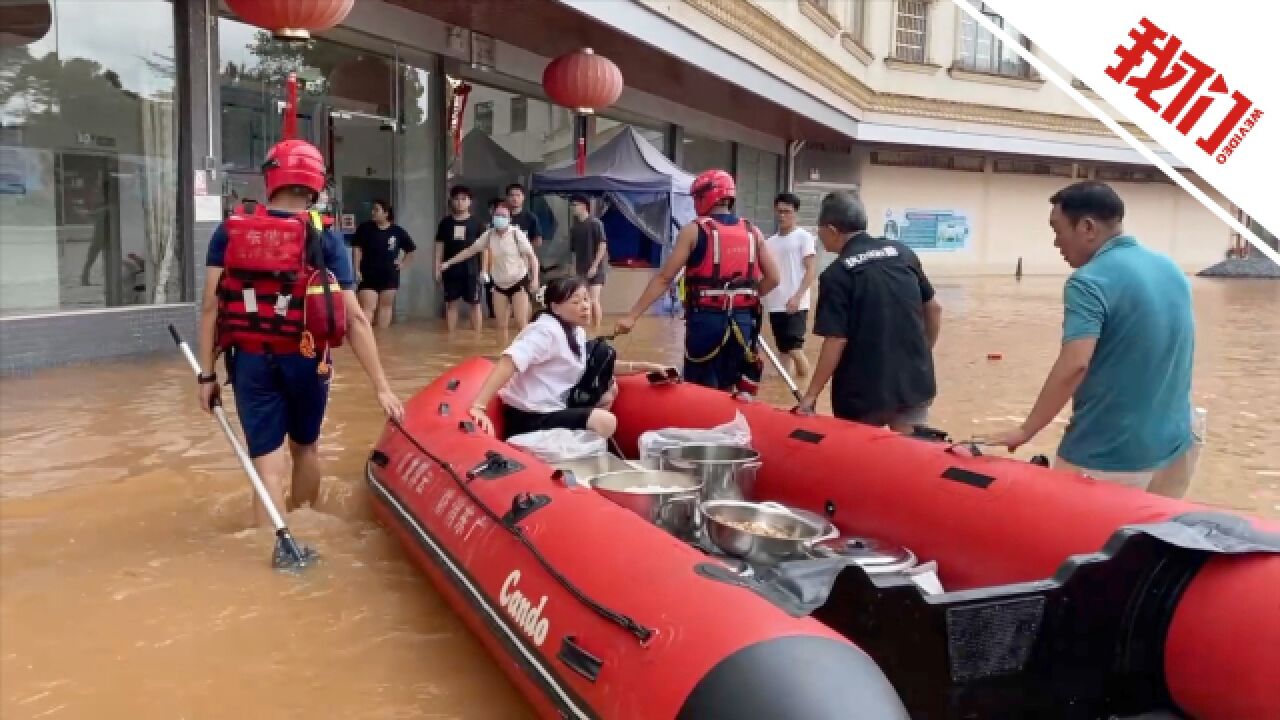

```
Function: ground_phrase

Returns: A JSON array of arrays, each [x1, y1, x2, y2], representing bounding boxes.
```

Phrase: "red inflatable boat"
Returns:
[[368, 357, 1280, 720]]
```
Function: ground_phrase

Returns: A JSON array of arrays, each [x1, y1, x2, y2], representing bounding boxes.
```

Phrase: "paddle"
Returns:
[[168, 324, 317, 572], [757, 335, 804, 405]]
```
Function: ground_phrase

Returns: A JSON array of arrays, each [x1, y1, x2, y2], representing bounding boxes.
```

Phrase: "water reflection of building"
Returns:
[[0, 0, 1261, 373]]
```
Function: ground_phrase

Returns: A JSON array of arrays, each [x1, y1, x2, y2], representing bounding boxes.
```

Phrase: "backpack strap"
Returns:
[[694, 218, 722, 283]]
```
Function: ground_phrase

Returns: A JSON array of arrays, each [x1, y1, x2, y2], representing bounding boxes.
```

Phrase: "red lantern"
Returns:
[[541, 47, 624, 114], [0, 0, 52, 48], [541, 48, 624, 176], [225, 0, 354, 42]]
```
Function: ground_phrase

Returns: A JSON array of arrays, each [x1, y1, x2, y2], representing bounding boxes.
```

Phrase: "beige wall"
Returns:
[[854, 162, 1231, 276]]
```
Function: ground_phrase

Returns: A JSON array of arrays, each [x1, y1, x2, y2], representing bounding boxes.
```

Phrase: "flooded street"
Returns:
[[2, 275, 1277, 719]]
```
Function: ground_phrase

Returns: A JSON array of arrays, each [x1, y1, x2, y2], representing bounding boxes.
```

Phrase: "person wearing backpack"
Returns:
[[613, 169, 781, 397], [439, 202, 539, 344], [196, 136, 403, 530], [467, 276, 672, 439]]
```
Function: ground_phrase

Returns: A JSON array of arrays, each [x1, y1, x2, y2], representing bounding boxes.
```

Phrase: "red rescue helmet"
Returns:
[[262, 139, 326, 200], [691, 168, 736, 216]]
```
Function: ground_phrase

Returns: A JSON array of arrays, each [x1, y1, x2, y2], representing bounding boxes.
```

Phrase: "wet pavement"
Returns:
[[1, 275, 1276, 718]]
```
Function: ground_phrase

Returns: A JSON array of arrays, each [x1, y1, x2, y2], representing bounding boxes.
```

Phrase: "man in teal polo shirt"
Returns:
[[997, 181, 1198, 496]]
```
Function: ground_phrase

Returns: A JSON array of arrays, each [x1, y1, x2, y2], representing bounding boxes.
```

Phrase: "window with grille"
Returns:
[[893, 0, 929, 63], [956, 1, 1031, 77], [992, 158, 1074, 177], [509, 97, 527, 133], [474, 102, 494, 135], [1095, 165, 1167, 183], [871, 150, 985, 172], [846, 0, 867, 42]]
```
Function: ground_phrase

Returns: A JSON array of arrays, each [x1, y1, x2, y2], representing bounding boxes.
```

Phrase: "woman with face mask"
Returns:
[[440, 202, 538, 344], [466, 276, 672, 439]]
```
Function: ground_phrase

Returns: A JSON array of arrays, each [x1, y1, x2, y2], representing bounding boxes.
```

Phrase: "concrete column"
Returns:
[[175, 0, 221, 311]]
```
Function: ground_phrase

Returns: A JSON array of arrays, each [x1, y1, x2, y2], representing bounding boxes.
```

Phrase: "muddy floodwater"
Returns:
[[2, 276, 1277, 719]]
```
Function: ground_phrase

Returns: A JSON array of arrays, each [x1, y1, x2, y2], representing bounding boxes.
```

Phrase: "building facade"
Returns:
[[0, 0, 1261, 374]]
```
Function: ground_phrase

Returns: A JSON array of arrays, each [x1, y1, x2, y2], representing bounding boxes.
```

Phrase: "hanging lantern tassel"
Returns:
[[452, 83, 472, 160], [575, 114, 589, 176]]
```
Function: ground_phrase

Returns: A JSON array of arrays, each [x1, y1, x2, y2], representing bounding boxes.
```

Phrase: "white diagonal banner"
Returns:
[[966, 0, 1280, 266]]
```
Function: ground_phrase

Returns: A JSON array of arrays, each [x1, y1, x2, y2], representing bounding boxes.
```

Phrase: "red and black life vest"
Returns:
[[684, 217, 761, 312], [216, 202, 346, 362]]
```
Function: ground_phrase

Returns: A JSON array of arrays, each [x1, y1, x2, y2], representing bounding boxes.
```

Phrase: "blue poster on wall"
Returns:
[[883, 208, 971, 251]]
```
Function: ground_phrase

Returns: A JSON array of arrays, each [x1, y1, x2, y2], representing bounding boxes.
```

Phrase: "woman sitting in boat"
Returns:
[[468, 276, 672, 440]]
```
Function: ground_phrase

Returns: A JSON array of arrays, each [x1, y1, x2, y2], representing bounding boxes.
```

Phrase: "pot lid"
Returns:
[[816, 536, 916, 570]]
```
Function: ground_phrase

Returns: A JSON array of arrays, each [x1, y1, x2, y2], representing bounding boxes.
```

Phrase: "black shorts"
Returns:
[[577, 267, 606, 286], [358, 271, 398, 293], [501, 403, 593, 439], [768, 310, 808, 353], [442, 267, 481, 304], [494, 273, 531, 299]]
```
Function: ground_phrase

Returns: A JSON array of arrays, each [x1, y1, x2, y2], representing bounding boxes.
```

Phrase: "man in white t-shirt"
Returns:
[[761, 192, 817, 378]]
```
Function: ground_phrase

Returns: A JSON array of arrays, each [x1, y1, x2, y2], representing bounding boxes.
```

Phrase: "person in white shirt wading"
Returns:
[[762, 192, 817, 379]]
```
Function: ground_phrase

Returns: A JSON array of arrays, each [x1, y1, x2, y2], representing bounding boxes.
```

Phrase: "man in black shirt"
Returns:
[[568, 194, 608, 328], [796, 191, 942, 432], [506, 183, 543, 248], [434, 185, 486, 333]]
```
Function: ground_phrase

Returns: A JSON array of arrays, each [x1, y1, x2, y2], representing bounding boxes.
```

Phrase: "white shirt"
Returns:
[[474, 226, 535, 288], [761, 227, 817, 313], [499, 313, 587, 413]]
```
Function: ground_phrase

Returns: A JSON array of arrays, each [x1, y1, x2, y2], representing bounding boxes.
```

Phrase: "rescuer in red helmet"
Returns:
[[196, 137, 403, 530], [614, 168, 780, 395]]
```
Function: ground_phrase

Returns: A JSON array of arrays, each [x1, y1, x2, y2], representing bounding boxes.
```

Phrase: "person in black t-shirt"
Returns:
[[796, 191, 943, 432], [434, 185, 486, 333], [353, 199, 416, 328], [568, 194, 608, 328], [505, 183, 543, 249]]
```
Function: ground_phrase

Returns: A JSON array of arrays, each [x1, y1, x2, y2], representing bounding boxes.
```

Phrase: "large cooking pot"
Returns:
[[589, 470, 703, 540], [660, 443, 762, 502], [701, 500, 837, 565]]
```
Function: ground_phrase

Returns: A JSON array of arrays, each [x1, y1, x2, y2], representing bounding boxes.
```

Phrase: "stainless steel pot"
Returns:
[[701, 500, 838, 565], [660, 443, 762, 503], [589, 470, 703, 540], [813, 537, 918, 574]]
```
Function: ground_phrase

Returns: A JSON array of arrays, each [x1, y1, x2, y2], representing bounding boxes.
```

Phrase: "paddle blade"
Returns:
[[272, 532, 318, 572]]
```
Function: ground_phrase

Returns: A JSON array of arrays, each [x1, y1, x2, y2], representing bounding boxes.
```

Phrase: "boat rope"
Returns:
[[388, 417, 656, 646]]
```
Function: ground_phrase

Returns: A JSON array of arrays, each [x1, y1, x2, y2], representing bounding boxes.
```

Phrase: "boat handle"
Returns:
[[558, 636, 604, 682]]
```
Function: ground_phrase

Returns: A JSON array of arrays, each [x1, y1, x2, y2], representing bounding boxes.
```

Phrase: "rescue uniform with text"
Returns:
[[206, 139, 353, 458], [682, 213, 764, 394]]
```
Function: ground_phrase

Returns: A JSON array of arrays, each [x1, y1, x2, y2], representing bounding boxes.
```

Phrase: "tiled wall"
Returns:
[[0, 305, 196, 376]]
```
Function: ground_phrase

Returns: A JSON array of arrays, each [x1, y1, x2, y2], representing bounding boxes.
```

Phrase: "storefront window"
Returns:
[[446, 79, 572, 270], [0, 0, 181, 316], [218, 17, 398, 233], [595, 116, 668, 156], [681, 133, 733, 175], [735, 145, 782, 234], [217, 17, 442, 315]]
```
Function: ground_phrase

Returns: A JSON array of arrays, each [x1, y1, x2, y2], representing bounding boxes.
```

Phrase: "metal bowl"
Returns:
[[589, 470, 704, 540], [701, 500, 837, 565]]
